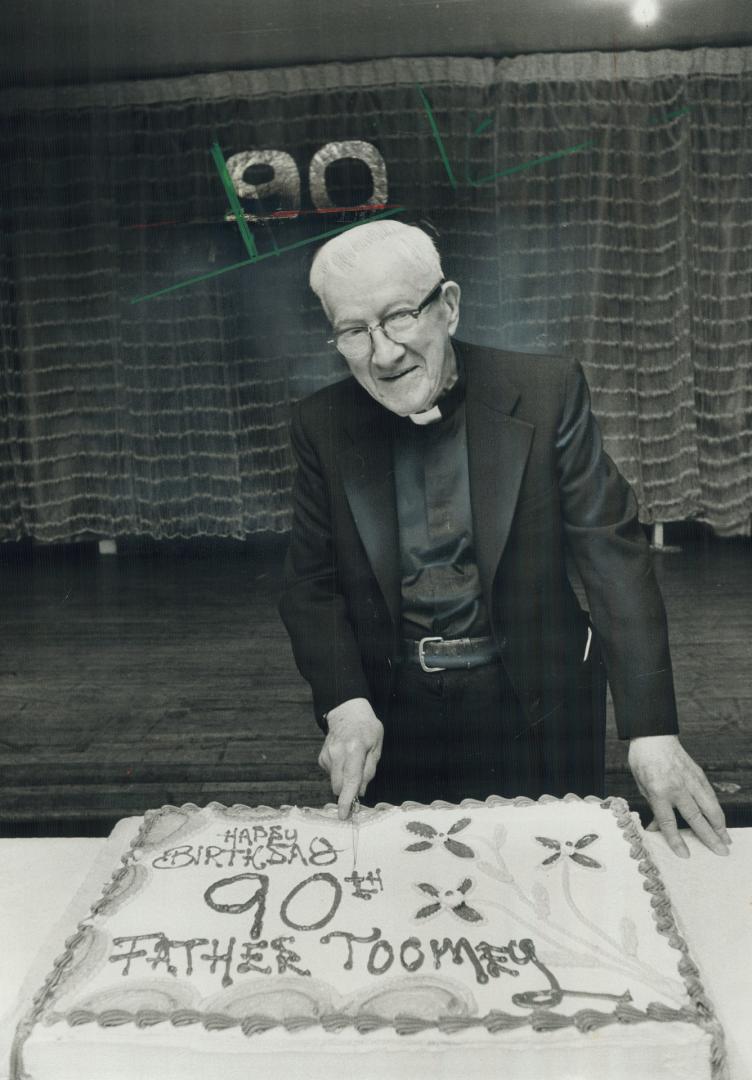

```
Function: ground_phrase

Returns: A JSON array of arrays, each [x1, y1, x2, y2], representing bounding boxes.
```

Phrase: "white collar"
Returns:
[[408, 405, 443, 425]]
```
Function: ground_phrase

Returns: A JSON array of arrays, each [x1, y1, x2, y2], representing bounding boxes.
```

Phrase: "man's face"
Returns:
[[321, 246, 461, 417]]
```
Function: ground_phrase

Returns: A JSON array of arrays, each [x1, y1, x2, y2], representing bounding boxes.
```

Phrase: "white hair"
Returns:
[[309, 220, 443, 315]]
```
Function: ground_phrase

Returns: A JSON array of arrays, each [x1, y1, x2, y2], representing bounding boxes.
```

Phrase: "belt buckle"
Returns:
[[418, 635, 446, 673]]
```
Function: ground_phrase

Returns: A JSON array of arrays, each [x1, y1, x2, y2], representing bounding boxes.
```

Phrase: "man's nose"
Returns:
[[369, 326, 405, 371]]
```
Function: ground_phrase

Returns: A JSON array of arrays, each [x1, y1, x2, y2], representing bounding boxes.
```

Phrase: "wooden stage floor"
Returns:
[[1, 528, 750, 835]]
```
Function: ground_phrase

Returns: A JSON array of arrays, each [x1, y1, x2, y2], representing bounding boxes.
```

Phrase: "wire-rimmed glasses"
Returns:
[[328, 279, 446, 362]]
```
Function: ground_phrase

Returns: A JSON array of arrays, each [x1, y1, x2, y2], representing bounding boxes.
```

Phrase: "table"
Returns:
[[1, 826, 750, 1078]]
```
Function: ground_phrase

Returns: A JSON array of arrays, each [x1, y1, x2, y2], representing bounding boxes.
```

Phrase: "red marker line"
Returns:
[[271, 203, 394, 218], [125, 205, 396, 228]]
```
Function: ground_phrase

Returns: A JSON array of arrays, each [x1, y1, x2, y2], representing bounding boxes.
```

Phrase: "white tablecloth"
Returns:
[[2, 826, 750, 1078]]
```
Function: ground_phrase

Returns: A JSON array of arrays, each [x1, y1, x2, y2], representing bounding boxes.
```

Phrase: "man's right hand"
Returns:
[[318, 698, 384, 820]]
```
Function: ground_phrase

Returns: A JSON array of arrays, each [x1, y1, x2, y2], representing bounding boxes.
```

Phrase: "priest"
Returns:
[[279, 220, 729, 860]]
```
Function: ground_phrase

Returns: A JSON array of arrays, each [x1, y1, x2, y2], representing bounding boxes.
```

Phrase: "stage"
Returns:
[[1, 526, 749, 835]]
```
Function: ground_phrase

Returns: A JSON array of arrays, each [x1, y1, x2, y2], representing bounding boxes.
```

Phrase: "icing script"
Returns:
[[103, 812, 661, 1013], [107, 821, 552, 993]]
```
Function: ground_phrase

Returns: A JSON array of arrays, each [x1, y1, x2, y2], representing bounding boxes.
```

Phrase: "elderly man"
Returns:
[[279, 219, 729, 859]]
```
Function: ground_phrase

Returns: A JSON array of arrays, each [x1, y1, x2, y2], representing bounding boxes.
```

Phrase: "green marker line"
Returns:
[[129, 206, 405, 304], [467, 139, 595, 186], [130, 255, 260, 303], [473, 117, 494, 135], [416, 84, 458, 191], [648, 107, 691, 125], [210, 141, 258, 260]]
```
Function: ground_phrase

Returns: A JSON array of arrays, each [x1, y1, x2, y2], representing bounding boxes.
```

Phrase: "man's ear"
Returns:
[[442, 280, 461, 336]]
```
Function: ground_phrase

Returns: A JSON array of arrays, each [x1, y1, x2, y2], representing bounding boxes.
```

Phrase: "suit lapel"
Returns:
[[341, 397, 402, 626], [339, 343, 535, 628], [463, 344, 535, 611]]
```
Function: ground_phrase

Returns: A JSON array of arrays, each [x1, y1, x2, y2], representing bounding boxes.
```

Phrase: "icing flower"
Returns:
[[535, 833, 603, 870], [413, 878, 484, 923], [404, 818, 475, 859]]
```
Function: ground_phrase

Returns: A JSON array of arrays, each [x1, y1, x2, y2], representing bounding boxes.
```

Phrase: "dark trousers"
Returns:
[[366, 649, 606, 807]]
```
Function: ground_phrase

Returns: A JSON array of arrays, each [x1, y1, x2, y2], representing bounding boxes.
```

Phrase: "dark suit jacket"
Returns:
[[279, 340, 679, 744]]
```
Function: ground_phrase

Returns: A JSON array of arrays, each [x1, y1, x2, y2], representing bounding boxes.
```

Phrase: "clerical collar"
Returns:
[[409, 404, 443, 425], [408, 355, 466, 425]]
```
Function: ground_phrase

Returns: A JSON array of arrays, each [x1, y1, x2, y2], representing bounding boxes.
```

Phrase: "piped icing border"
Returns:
[[10, 794, 727, 1080]]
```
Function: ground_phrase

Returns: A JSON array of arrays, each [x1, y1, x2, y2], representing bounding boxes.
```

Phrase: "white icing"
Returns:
[[13, 798, 721, 1080], [24, 1021, 714, 1080]]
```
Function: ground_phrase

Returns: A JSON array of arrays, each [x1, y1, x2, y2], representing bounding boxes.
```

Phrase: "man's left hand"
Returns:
[[628, 735, 731, 858]]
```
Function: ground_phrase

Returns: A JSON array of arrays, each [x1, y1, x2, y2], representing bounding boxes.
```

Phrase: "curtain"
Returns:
[[0, 49, 750, 540]]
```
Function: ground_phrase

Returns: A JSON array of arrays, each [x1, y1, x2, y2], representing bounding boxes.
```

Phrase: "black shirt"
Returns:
[[393, 373, 490, 640]]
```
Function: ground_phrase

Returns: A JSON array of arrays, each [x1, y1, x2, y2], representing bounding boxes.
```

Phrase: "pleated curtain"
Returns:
[[0, 48, 750, 539]]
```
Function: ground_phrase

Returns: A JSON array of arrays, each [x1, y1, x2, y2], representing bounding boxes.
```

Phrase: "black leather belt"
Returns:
[[401, 635, 500, 673]]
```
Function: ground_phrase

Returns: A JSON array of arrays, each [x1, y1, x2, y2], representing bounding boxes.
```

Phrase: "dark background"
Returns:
[[1, 1, 750, 835], [3, 0, 752, 86]]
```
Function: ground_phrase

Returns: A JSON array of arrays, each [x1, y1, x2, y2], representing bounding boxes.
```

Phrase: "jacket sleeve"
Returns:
[[556, 359, 679, 740], [278, 400, 372, 732]]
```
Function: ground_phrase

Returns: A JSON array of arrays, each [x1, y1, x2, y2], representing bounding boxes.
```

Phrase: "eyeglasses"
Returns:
[[328, 280, 446, 362]]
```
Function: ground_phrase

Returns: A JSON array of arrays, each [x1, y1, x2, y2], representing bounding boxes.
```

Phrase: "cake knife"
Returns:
[[350, 796, 360, 871]]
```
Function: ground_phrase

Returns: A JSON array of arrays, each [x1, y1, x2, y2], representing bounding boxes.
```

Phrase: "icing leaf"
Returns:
[[406, 841, 434, 852], [570, 852, 602, 869], [535, 836, 561, 850], [417, 882, 439, 897], [541, 851, 561, 867], [447, 817, 471, 836], [452, 902, 484, 923], [406, 821, 437, 838], [620, 916, 639, 957], [495, 856, 514, 883], [477, 859, 513, 884], [457, 878, 473, 895], [493, 825, 507, 852], [443, 838, 475, 859], [415, 902, 441, 920], [574, 833, 599, 850]]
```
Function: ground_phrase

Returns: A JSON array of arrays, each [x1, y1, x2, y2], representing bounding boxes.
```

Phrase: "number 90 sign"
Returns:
[[224, 140, 388, 221]]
